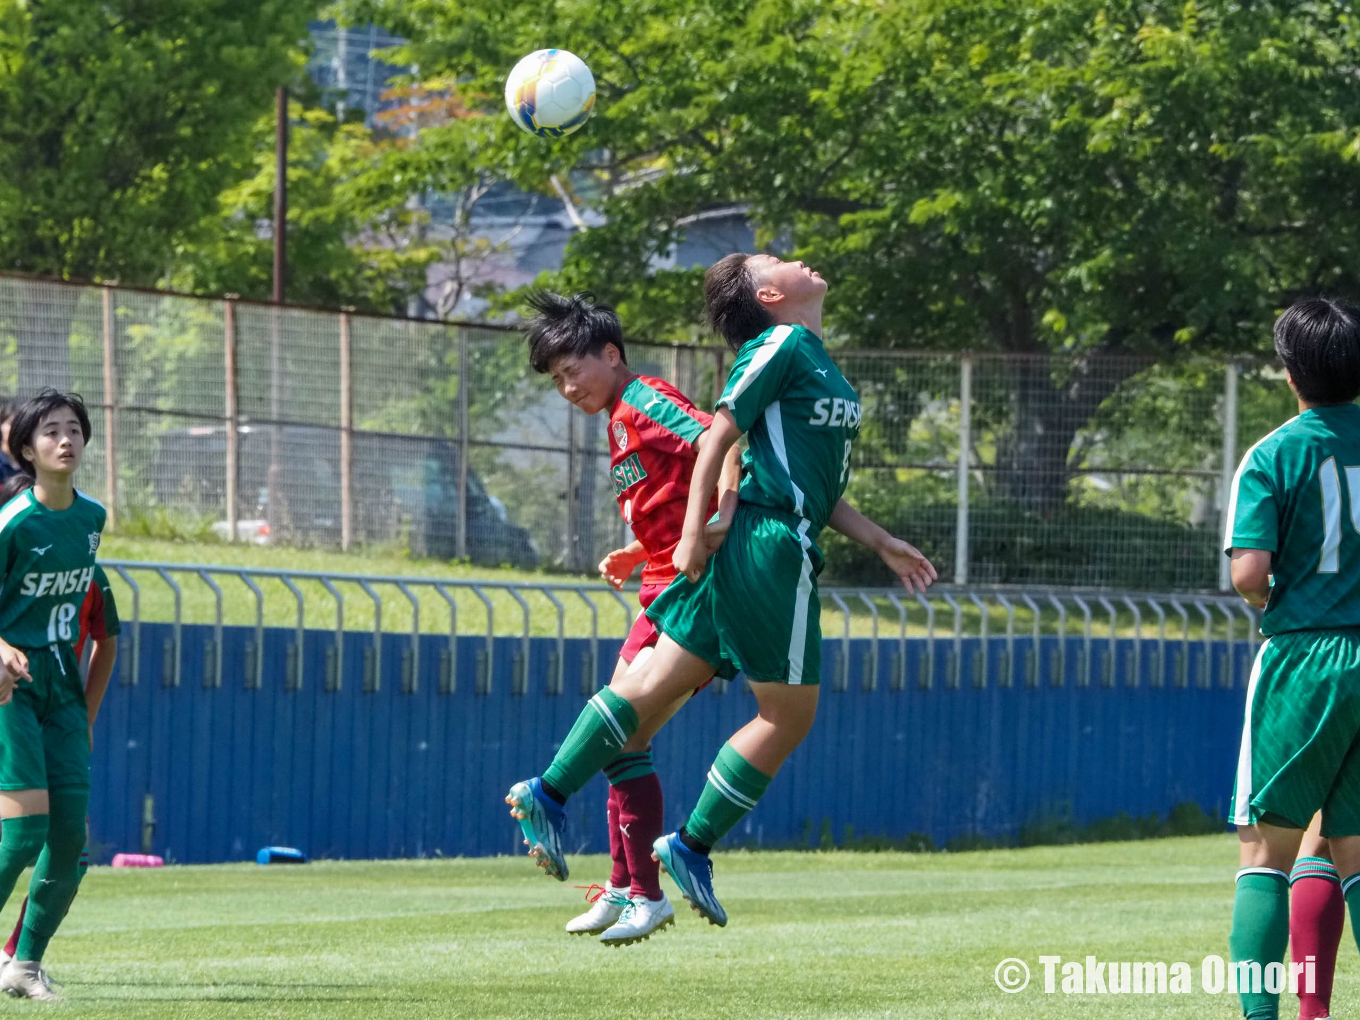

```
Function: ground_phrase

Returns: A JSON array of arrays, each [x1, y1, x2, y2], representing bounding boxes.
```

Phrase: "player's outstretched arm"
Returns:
[[1229, 548, 1272, 609], [828, 499, 938, 595], [702, 442, 744, 554], [675, 410, 743, 581], [598, 540, 647, 590]]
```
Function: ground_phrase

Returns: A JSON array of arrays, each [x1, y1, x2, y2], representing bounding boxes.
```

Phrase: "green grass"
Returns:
[[99, 535, 1244, 644], [24, 835, 1345, 1018]]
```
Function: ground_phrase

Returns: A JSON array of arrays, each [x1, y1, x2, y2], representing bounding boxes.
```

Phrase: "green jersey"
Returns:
[[1225, 404, 1360, 636], [0, 489, 106, 650], [717, 324, 860, 530]]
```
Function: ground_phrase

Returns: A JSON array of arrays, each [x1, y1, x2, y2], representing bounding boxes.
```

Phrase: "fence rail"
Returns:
[[1, 272, 1292, 589], [103, 559, 1263, 696]]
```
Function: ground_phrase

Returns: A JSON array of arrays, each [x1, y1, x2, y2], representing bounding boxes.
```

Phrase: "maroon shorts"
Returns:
[[619, 582, 667, 664]]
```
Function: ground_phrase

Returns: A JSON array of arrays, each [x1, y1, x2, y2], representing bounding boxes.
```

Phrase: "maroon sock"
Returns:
[[614, 772, 665, 900], [606, 785, 630, 890], [1291, 874, 1344, 1019], [4, 897, 25, 958]]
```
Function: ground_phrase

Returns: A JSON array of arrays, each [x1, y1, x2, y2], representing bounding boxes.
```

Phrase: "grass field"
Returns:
[[99, 535, 1236, 645], [22, 835, 1349, 1018]]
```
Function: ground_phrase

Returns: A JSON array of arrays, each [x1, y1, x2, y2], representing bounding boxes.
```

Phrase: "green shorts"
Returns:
[[647, 503, 823, 685], [0, 644, 88, 792], [1231, 629, 1360, 837]]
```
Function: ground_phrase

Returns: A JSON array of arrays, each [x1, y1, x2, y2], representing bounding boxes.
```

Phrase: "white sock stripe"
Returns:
[[588, 694, 626, 745], [1343, 873, 1360, 897], [1236, 867, 1289, 882], [706, 768, 757, 810]]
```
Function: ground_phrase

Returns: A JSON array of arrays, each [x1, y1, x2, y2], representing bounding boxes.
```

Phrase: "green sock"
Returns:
[[16, 789, 88, 963], [1344, 872, 1360, 952], [684, 743, 772, 849], [1229, 868, 1290, 1020], [542, 689, 639, 799], [0, 815, 47, 913], [604, 749, 655, 786]]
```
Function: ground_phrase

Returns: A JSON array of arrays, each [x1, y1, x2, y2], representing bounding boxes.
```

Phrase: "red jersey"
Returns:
[[609, 375, 716, 585], [74, 565, 119, 662]]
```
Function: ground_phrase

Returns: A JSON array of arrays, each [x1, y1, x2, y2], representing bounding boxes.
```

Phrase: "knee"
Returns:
[[1, 815, 49, 869]]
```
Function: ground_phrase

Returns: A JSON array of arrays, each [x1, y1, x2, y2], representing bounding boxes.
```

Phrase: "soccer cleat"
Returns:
[[600, 892, 675, 947], [505, 777, 569, 881], [565, 883, 629, 935], [0, 960, 57, 1001], [653, 832, 727, 927]]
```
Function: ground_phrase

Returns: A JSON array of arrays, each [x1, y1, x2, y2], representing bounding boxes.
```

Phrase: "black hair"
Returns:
[[0, 472, 32, 507], [1274, 297, 1360, 406], [704, 253, 776, 351], [8, 389, 93, 475], [524, 291, 627, 373], [0, 398, 18, 428]]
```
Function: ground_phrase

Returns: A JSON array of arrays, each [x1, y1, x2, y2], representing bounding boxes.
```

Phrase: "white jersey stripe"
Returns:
[[75, 489, 105, 512], [786, 518, 815, 685], [1231, 640, 1269, 826], [762, 401, 805, 517], [717, 324, 794, 411], [0, 490, 34, 538]]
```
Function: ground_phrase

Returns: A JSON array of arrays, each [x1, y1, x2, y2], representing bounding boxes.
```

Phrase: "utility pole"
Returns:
[[267, 86, 288, 541]]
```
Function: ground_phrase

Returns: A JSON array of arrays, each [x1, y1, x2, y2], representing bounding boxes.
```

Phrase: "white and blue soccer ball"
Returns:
[[504, 49, 596, 138]]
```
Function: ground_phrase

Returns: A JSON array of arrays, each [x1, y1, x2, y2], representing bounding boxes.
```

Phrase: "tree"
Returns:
[[0, 0, 316, 388], [342, 0, 1360, 511], [170, 103, 436, 315]]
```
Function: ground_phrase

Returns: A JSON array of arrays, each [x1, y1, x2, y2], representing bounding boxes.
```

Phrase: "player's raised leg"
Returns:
[[506, 636, 713, 881], [654, 681, 816, 927], [1289, 814, 1341, 1020]]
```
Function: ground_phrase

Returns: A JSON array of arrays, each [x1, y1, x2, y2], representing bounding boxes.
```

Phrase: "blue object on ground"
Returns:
[[256, 846, 308, 865]]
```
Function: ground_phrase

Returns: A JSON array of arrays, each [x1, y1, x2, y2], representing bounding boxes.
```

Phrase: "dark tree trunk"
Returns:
[[993, 353, 1143, 512]]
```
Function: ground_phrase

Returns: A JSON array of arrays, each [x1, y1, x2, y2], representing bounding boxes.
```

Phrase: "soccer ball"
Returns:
[[504, 49, 596, 138]]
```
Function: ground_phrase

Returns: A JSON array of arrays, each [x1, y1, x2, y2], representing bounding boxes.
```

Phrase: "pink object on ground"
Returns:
[[111, 853, 163, 868]]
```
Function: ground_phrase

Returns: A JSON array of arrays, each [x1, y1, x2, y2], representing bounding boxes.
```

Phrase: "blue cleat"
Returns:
[[506, 777, 569, 881], [652, 831, 726, 927]]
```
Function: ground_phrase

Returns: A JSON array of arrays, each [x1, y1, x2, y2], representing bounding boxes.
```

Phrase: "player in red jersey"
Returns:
[[524, 292, 741, 946], [0, 474, 118, 976]]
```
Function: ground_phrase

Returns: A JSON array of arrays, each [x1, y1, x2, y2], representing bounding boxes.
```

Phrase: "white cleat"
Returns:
[[600, 892, 676, 947], [565, 883, 630, 936], [0, 960, 58, 1001]]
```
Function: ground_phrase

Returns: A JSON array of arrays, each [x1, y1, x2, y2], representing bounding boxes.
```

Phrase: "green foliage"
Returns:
[[821, 472, 1221, 588], [336, 0, 1360, 518], [170, 104, 438, 314], [0, 0, 315, 283]]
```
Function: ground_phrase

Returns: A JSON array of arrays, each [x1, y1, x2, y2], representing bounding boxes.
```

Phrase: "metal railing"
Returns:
[[103, 560, 1262, 697]]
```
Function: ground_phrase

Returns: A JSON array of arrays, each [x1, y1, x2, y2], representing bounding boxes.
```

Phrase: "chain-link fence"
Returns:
[[0, 273, 1287, 590]]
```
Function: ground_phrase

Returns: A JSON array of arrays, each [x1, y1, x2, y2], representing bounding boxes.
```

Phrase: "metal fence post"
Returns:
[[223, 297, 239, 544], [100, 285, 118, 529], [955, 356, 972, 584], [1219, 360, 1240, 592], [339, 309, 354, 551], [457, 326, 469, 561]]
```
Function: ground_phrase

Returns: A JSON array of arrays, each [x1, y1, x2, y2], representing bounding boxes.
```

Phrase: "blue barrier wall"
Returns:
[[86, 622, 1250, 864]]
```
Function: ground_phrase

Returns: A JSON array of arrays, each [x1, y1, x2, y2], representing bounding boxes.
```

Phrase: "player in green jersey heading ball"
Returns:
[[0, 390, 105, 1001], [507, 255, 936, 927], [1224, 298, 1360, 1020]]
